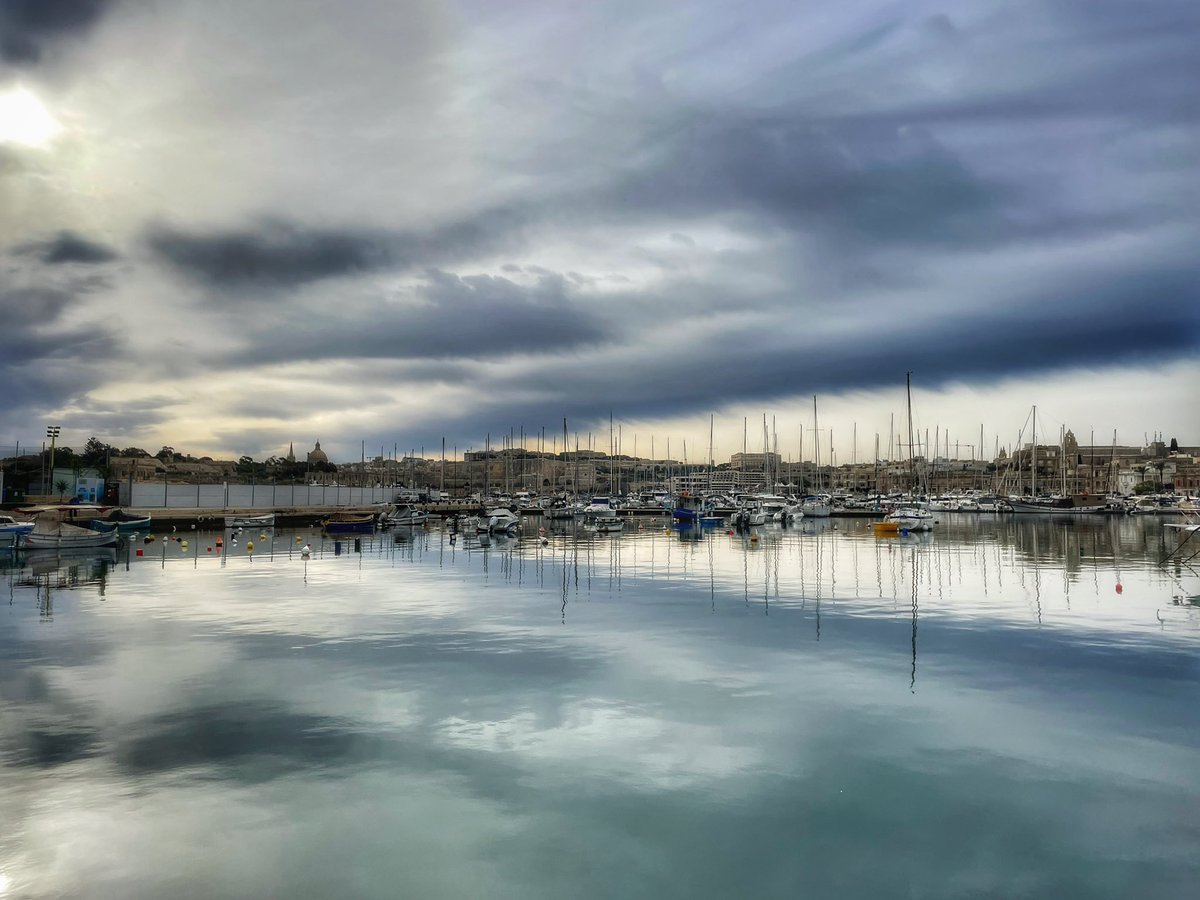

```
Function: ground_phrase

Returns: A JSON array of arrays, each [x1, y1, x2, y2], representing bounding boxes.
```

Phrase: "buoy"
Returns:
[[247, 541, 254, 552], [296, 536, 303, 543], [259, 532, 267, 540], [1115, 582, 1123, 594], [750, 534, 759, 542], [541, 538, 549, 546], [207, 547, 213, 552], [215, 537, 223, 546], [190, 523, 196, 529]]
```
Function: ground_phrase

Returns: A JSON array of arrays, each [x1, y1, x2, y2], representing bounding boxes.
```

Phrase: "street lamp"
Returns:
[[46, 425, 60, 495]]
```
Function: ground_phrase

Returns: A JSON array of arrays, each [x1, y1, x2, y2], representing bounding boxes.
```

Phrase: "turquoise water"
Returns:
[[2, 516, 1198, 898]]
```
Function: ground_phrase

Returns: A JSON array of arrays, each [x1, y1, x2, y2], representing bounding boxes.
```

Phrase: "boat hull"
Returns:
[[225, 514, 276, 527], [1006, 499, 1114, 514], [22, 530, 119, 549], [90, 516, 152, 533]]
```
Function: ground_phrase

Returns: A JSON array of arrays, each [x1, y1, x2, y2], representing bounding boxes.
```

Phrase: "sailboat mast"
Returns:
[[905, 372, 916, 494], [813, 396, 820, 492], [1032, 405, 1038, 496]]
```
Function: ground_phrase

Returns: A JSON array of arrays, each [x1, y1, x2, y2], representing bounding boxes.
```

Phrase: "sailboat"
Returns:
[[802, 396, 831, 517], [885, 373, 935, 532]]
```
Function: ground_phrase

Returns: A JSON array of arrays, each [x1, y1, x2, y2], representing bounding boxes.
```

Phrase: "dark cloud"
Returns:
[[0, 0, 112, 65], [146, 220, 394, 288], [387, 261, 1200, 445], [223, 268, 612, 364], [603, 114, 1007, 248], [146, 209, 529, 289], [0, 284, 122, 426], [17, 230, 119, 264]]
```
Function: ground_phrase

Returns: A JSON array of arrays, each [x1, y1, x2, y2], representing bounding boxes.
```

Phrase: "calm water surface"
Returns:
[[2, 516, 1198, 898]]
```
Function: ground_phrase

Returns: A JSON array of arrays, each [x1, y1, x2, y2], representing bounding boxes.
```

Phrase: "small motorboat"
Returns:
[[0, 514, 35, 537], [480, 508, 519, 534], [379, 504, 429, 527]]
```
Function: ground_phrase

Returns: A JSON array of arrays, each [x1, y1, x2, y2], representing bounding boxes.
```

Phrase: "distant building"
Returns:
[[307, 441, 329, 465], [730, 451, 781, 472]]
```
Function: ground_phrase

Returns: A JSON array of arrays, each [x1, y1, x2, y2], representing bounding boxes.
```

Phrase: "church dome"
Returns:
[[307, 441, 328, 464]]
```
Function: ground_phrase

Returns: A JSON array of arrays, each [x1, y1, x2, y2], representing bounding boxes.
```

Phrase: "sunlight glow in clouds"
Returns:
[[0, 87, 61, 147]]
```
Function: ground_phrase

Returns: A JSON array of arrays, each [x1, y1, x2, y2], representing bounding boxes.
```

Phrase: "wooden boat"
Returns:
[[90, 509, 153, 533], [322, 512, 377, 534], [224, 513, 276, 527], [1006, 495, 1116, 514], [22, 521, 119, 549]]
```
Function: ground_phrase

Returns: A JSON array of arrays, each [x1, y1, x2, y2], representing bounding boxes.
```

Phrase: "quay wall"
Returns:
[[125, 482, 395, 509]]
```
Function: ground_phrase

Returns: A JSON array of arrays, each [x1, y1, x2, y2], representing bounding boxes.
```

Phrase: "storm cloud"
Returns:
[[0, 0, 113, 65], [1, 0, 1197, 456], [19, 230, 119, 264]]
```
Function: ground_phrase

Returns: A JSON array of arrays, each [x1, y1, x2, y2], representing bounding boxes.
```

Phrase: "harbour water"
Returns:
[[2, 516, 1198, 898]]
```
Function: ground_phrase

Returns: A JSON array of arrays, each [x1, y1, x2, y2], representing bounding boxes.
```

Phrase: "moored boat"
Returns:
[[90, 509, 153, 533], [480, 508, 520, 533], [885, 505, 935, 532], [225, 513, 276, 527], [1006, 495, 1117, 514], [22, 521, 119, 549], [322, 512, 377, 534], [0, 514, 35, 538], [379, 504, 429, 527]]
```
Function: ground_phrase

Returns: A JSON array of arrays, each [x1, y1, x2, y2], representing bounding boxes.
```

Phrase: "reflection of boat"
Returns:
[[322, 512, 377, 534], [22, 521, 119, 549], [20, 546, 118, 576], [89, 509, 153, 533], [225, 513, 276, 527], [379, 504, 429, 527]]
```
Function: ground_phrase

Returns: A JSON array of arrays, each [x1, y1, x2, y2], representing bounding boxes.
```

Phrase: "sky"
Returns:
[[1, 0, 1197, 465]]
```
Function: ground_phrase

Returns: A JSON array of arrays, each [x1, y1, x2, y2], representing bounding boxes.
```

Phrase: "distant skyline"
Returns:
[[2, 1, 1197, 462]]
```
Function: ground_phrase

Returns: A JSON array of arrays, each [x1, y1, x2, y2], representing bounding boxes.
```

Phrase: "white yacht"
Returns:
[[582, 497, 624, 531], [885, 505, 935, 532], [380, 504, 429, 527], [481, 508, 520, 534], [800, 496, 831, 518]]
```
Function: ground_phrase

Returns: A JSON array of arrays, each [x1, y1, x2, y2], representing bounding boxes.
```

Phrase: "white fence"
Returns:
[[126, 482, 394, 509]]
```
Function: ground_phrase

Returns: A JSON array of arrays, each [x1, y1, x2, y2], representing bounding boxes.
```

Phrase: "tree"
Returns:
[[54, 478, 69, 499], [83, 436, 113, 464]]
